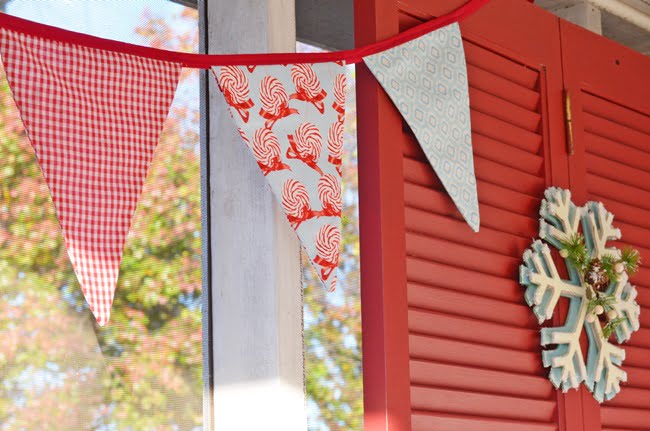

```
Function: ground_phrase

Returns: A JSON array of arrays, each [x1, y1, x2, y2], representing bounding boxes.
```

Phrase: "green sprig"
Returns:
[[586, 294, 617, 315], [602, 317, 627, 339], [560, 233, 590, 276], [601, 253, 619, 283], [621, 247, 641, 277]]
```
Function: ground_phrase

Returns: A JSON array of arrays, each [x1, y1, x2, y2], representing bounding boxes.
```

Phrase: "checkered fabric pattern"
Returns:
[[0, 28, 181, 325]]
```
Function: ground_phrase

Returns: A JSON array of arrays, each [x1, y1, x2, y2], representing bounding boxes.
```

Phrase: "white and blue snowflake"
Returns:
[[520, 187, 640, 402]]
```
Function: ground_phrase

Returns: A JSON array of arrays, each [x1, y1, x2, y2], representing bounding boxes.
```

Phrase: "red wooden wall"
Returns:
[[356, 1, 650, 430]]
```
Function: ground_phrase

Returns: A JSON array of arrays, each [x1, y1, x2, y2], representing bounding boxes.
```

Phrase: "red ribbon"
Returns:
[[258, 158, 291, 176], [259, 104, 299, 129], [332, 101, 345, 122], [327, 155, 342, 176], [286, 209, 317, 230], [290, 88, 327, 114], [0, 0, 489, 67], [286, 134, 323, 175], [317, 204, 341, 218], [222, 90, 254, 123], [314, 254, 338, 281]]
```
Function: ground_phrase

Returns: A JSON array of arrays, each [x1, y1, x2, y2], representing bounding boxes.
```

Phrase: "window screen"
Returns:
[[298, 42, 363, 431], [0, 2, 203, 430]]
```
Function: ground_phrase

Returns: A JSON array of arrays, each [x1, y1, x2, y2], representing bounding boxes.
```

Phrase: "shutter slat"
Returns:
[[406, 258, 524, 303], [625, 366, 650, 390], [613, 221, 650, 250], [586, 153, 650, 194], [403, 132, 545, 175], [623, 345, 650, 368], [467, 63, 541, 111], [464, 42, 539, 90], [586, 132, 650, 172], [408, 308, 539, 351], [626, 328, 650, 349], [408, 283, 537, 328], [410, 386, 556, 422], [469, 87, 541, 133], [588, 192, 650, 230], [473, 133, 545, 175], [582, 92, 650, 135], [404, 207, 530, 257], [412, 411, 557, 431], [409, 334, 544, 375], [405, 232, 519, 278], [584, 112, 649, 153], [605, 387, 650, 409], [403, 156, 545, 198], [476, 157, 546, 196], [405, 170, 542, 217], [601, 406, 650, 430], [404, 184, 538, 236], [471, 110, 543, 154], [586, 174, 650, 212], [410, 360, 553, 399]]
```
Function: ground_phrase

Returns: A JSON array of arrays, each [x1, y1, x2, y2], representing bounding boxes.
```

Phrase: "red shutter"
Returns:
[[399, 2, 569, 431], [357, 1, 650, 431], [357, 1, 572, 430], [561, 20, 650, 431]]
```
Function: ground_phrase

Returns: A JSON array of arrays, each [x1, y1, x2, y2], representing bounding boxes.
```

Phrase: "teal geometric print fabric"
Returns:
[[364, 23, 479, 232]]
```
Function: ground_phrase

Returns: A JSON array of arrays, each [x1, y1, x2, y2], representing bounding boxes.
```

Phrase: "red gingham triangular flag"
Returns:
[[0, 28, 182, 325]]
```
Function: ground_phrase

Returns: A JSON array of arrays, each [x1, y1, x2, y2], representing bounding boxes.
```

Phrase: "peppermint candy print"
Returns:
[[290, 64, 328, 113], [327, 120, 343, 176], [217, 66, 254, 123], [318, 174, 341, 218], [213, 62, 346, 292], [253, 128, 290, 175], [259, 75, 298, 128], [314, 224, 341, 289], [282, 179, 315, 229], [332, 73, 346, 121], [287, 122, 323, 175]]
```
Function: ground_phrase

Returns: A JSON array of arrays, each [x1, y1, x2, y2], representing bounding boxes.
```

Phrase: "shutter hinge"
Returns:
[[564, 89, 574, 156]]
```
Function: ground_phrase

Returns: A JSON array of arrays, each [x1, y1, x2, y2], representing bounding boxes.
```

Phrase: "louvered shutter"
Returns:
[[358, 2, 650, 431], [561, 20, 650, 431], [357, 1, 572, 430], [400, 2, 569, 430]]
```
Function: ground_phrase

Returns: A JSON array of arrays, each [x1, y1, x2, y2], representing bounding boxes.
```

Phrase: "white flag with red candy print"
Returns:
[[213, 62, 345, 291], [0, 28, 182, 325]]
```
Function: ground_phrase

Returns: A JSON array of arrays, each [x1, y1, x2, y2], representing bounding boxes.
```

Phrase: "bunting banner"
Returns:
[[213, 63, 346, 291], [363, 23, 479, 232], [0, 27, 182, 325], [0, 0, 489, 324]]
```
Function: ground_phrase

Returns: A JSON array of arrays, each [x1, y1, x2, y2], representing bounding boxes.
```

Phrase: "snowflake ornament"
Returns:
[[520, 187, 641, 402]]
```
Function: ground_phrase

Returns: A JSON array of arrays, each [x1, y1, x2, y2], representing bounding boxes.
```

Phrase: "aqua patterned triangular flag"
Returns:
[[364, 23, 479, 231]]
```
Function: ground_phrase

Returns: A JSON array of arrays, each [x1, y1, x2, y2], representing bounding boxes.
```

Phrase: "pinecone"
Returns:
[[586, 258, 609, 291]]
